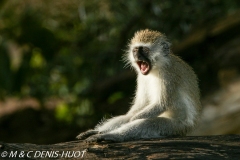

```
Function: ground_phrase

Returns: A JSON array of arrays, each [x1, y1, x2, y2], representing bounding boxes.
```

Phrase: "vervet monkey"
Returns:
[[77, 29, 201, 142]]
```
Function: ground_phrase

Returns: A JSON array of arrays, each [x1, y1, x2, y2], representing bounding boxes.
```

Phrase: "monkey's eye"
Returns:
[[142, 47, 150, 54], [132, 46, 150, 54], [132, 47, 138, 53]]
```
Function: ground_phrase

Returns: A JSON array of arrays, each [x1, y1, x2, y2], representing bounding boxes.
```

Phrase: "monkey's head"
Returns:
[[126, 29, 171, 75]]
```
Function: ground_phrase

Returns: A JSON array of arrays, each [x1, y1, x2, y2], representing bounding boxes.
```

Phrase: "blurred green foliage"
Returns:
[[0, 0, 240, 128]]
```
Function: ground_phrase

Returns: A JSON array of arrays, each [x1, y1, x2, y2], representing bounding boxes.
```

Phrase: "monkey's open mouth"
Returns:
[[137, 61, 150, 75]]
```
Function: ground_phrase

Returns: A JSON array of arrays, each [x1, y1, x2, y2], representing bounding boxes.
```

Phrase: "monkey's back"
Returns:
[[169, 54, 201, 125]]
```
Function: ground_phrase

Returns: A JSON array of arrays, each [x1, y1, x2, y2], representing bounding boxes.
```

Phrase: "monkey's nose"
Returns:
[[133, 47, 142, 60], [133, 47, 150, 62], [132, 46, 149, 59]]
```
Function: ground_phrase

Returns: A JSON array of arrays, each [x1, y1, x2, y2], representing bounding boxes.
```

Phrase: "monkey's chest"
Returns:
[[145, 79, 163, 103]]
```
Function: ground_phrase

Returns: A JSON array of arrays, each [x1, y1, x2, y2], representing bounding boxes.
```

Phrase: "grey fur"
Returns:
[[76, 29, 201, 142]]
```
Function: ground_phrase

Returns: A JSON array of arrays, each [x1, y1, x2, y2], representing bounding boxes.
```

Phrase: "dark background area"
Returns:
[[1, 0, 240, 144]]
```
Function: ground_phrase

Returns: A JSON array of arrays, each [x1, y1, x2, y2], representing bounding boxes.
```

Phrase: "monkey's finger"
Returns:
[[76, 130, 98, 139]]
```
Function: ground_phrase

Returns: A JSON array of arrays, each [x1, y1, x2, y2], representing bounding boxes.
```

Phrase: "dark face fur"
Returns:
[[132, 46, 151, 75]]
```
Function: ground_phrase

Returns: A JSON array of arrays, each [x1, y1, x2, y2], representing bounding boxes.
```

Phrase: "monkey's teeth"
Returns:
[[141, 62, 149, 71], [137, 61, 149, 75]]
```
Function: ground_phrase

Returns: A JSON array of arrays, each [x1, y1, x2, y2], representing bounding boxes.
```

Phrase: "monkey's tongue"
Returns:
[[138, 61, 150, 75]]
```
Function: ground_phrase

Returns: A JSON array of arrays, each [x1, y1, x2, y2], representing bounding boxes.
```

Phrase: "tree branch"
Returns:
[[1, 135, 239, 159]]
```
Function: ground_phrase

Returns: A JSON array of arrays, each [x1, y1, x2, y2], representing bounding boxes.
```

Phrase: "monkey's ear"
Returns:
[[161, 41, 171, 55]]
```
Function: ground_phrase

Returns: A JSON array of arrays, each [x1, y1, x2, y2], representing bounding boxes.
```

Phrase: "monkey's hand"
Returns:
[[76, 129, 99, 140], [85, 133, 123, 143]]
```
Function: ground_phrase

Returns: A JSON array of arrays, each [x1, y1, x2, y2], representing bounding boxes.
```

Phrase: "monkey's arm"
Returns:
[[130, 104, 166, 121]]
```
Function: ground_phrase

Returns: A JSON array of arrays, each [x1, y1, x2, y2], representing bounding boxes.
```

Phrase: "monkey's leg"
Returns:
[[85, 117, 187, 142]]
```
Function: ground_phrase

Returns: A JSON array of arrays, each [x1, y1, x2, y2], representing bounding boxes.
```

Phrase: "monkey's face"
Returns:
[[126, 29, 171, 75], [128, 40, 170, 75], [131, 44, 151, 75]]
